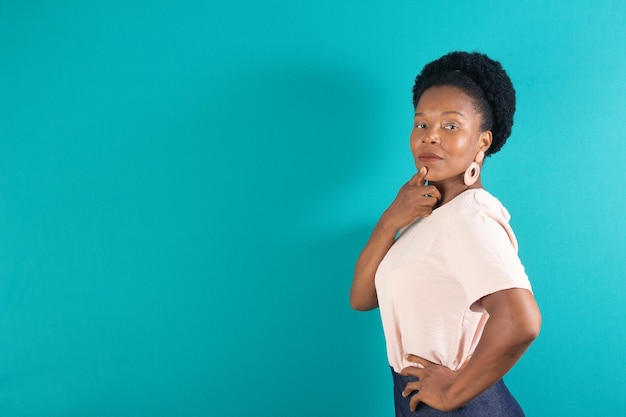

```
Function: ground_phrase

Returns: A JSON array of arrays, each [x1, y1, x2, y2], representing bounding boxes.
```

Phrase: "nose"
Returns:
[[422, 128, 440, 144], [410, 125, 440, 149]]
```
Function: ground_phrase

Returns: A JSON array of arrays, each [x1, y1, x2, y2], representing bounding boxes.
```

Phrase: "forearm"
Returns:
[[350, 214, 399, 311], [444, 289, 541, 407], [448, 310, 539, 406]]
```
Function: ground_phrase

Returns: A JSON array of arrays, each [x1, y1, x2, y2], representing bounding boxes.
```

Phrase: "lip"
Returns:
[[418, 152, 444, 162]]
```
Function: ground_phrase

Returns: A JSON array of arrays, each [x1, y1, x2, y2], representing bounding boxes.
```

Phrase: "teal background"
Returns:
[[1, 1, 625, 416]]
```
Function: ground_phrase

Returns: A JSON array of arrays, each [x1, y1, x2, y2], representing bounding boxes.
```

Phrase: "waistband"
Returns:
[[390, 367, 525, 416]]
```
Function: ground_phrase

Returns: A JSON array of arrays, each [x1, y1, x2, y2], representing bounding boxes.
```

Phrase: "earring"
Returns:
[[463, 151, 485, 187]]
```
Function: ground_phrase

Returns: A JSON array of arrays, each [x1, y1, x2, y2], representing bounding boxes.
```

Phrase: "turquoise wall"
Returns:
[[1, 1, 625, 416]]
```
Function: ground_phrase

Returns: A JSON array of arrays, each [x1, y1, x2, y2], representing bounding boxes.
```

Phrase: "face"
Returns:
[[410, 85, 492, 183]]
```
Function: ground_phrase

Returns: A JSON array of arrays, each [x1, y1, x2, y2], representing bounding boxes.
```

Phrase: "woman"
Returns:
[[350, 51, 541, 416]]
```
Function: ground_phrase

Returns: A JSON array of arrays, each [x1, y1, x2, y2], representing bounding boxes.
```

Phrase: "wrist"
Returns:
[[445, 372, 480, 410], [377, 213, 401, 236], [444, 381, 467, 410]]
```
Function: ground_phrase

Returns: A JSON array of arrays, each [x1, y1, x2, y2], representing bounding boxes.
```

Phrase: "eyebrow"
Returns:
[[414, 111, 465, 118]]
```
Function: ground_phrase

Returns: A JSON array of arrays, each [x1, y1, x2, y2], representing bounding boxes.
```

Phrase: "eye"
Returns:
[[414, 122, 426, 129], [444, 124, 459, 130]]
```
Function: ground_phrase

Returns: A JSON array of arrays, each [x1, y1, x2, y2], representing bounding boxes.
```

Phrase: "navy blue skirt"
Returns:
[[392, 367, 525, 417]]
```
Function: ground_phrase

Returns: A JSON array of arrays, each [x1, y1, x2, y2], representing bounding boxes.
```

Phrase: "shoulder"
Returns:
[[446, 189, 518, 248], [457, 188, 508, 215], [449, 189, 510, 224]]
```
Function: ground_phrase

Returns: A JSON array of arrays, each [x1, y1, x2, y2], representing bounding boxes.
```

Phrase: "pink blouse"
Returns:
[[375, 189, 532, 373]]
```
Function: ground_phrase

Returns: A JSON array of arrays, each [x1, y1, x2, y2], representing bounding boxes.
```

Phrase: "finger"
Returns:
[[424, 185, 442, 201], [409, 167, 428, 186], [409, 393, 422, 412], [400, 365, 424, 377], [405, 354, 436, 367], [401, 381, 420, 398], [459, 355, 472, 370]]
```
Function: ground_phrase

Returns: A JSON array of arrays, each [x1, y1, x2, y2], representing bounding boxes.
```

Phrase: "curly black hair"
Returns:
[[412, 51, 516, 156]]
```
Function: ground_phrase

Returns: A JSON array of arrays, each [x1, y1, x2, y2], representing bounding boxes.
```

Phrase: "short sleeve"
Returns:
[[446, 202, 532, 306]]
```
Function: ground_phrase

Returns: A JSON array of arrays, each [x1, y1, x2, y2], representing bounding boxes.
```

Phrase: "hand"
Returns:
[[382, 167, 441, 230], [400, 354, 469, 412]]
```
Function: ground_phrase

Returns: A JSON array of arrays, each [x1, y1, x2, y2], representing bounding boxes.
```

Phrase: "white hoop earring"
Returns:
[[464, 162, 480, 186]]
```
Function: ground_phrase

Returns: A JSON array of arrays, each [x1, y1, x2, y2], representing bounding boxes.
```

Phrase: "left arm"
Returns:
[[401, 288, 541, 411]]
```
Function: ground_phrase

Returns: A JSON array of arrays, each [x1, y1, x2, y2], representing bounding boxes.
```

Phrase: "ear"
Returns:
[[478, 130, 492, 153]]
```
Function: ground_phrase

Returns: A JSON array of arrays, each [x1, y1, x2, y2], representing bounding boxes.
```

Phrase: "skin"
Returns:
[[410, 85, 491, 204], [350, 85, 542, 411]]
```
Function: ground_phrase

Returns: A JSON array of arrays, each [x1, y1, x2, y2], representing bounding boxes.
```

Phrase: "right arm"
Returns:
[[350, 216, 399, 311], [350, 167, 441, 311]]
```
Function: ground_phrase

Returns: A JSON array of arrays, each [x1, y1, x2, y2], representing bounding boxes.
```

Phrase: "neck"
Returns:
[[430, 175, 483, 207]]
